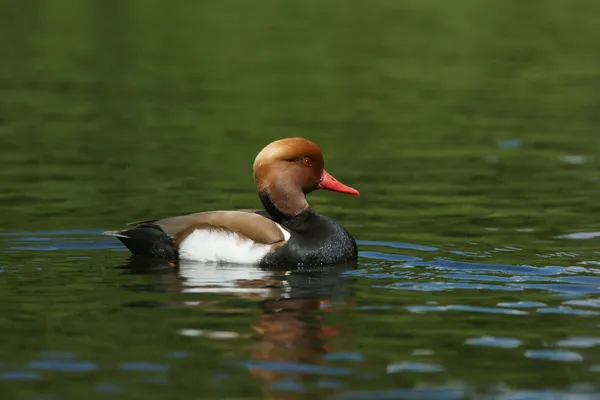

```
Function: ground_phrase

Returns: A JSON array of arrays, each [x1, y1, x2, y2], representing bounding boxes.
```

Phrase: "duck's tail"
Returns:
[[103, 224, 177, 260]]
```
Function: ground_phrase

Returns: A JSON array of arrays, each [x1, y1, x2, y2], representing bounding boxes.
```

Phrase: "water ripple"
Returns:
[[333, 387, 465, 400], [28, 360, 97, 372], [490, 389, 600, 400], [465, 336, 522, 348], [359, 252, 422, 262], [357, 241, 438, 252], [381, 282, 523, 292], [515, 284, 600, 295], [497, 301, 547, 308], [2, 230, 117, 252], [564, 299, 600, 309], [237, 360, 350, 376], [556, 232, 600, 240], [537, 307, 600, 316], [0, 371, 41, 380], [525, 350, 584, 362], [323, 352, 365, 362], [386, 362, 445, 373], [556, 336, 600, 348], [438, 274, 554, 283], [410, 260, 564, 275], [405, 305, 527, 315], [270, 378, 305, 392], [118, 362, 169, 372]]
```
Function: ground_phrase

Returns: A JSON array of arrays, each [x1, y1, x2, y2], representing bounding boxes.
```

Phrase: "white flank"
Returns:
[[178, 228, 274, 263]]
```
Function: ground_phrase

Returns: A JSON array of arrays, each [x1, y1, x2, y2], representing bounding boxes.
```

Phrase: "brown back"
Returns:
[[132, 211, 287, 247]]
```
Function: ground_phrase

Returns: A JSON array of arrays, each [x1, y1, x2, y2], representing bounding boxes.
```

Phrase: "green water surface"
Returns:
[[2, 1, 600, 399]]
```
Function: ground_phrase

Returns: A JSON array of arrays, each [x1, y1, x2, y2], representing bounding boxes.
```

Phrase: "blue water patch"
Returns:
[[333, 387, 465, 400], [537, 307, 600, 316], [409, 260, 565, 276], [386, 362, 445, 373], [494, 246, 523, 252], [6, 241, 116, 251], [558, 276, 600, 285], [498, 138, 523, 148], [323, 352, 364, 362], [359, 251, 422, 262], [558, 155, 592, 164], [556, 337, 600, 348], [0, 370, 41, 380], [489, 389, 600, 400], [465, 336, 522, 348], [356, 240, 438, 252], [342, 269, 400, 278], [411, 349, 434, 356], [382, 275, 600, 295], [439, 273, 554, 283], [2, 229, 121, 252], [449, 250, 490, 258], [381, 282, 523, 292], [118, 362, 169, 372], [270, 378, 305, 392], [578, 260, 600, 266], [0, 230, 103, 237], [556, 232, 600, 240], [405, 305, 527, 315], [563, 299, 600, 309], [355, 305, 394, 311], [12, 237, 54, 242], [515, 284, 600, 295], [237, 360, 350, 376], [497, 301, 547, 308], [28, 360, 97, 372], [525, 350, 583, 362]]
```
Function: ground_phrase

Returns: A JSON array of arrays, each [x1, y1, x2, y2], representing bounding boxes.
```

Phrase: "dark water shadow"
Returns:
[[117, 256, 357, 297], [117, 257, 359, 393]]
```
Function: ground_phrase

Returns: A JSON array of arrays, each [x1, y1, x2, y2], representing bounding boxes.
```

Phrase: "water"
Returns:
[[2, 0, 600, 398]]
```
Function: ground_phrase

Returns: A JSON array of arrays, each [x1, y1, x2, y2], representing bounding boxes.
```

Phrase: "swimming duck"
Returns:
[[104, 138, 359, 268]]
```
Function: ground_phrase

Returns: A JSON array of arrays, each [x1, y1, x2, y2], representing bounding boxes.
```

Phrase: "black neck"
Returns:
[[259, 191, 313, 229]]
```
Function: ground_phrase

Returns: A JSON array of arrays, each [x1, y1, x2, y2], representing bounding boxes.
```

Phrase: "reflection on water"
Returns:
[[119, 256, 358, 398]]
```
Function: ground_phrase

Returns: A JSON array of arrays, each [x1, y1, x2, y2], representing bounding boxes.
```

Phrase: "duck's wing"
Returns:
[[104, 211, 289, 261], [143, 210, 287, 246]]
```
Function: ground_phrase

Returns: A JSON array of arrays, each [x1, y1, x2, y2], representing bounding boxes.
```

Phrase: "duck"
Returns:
[[103, 137, 360, 268]]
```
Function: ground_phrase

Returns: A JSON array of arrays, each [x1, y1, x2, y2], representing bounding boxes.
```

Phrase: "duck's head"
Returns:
[[253, 138, 359, 216]]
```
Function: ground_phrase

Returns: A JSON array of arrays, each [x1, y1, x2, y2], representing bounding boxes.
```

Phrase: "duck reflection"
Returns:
[[119, 257, 357, 394]]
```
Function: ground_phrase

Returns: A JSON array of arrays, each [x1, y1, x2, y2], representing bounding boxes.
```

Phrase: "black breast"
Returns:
[[259, 209, 358, 269]]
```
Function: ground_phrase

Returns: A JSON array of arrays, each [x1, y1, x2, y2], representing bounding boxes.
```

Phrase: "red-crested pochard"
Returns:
[[104, 138, 360, 268]]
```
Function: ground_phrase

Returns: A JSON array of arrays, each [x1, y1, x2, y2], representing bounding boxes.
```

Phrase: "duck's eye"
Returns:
[[303, 158, 312, 167]]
